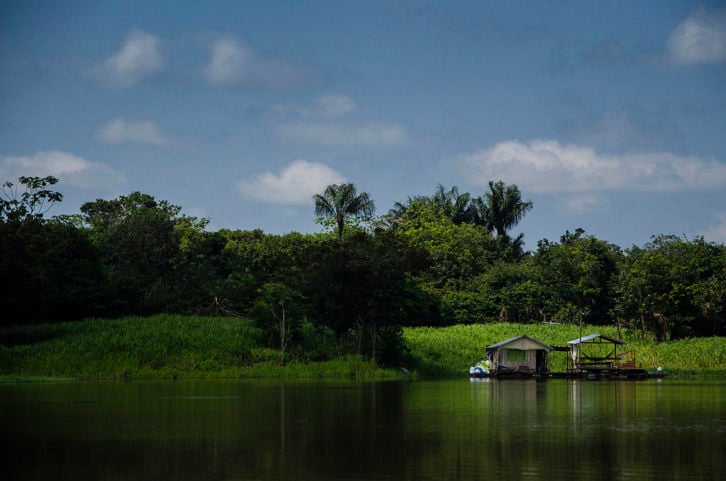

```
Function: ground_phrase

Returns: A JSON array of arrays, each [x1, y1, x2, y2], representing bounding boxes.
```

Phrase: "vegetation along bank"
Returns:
[[1, 315, 724, 381], [1, 176, 725, 380]]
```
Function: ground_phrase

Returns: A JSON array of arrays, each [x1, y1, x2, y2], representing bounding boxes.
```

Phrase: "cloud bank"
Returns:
[[459, 139, 726, 193], [668, 9, 726, 65], [701, 212, 726, 243], [96, 30, 164, 87], [265, 95, 405, 147], [237, 160, 345, 204], [277, 122, 406, 147], [204, 37, 313, 87], [1, 151, 126, 188], [315, 95, 358, 117], [96, 119, 168, 146]]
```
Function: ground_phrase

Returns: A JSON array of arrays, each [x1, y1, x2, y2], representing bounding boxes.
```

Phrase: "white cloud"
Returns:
[[96, 30, 164, 87], [265, 94, 357, 120], [277, 122, 407, 146], [1, 151, 126, 189], [459, 139, 726, 193], [701, 213, 726, 244], [667, 9, 726, 65], [560, 193, 611, 215], [96, 119, 168, 146], [315, 95, 357, 117], [204, 37, 311, 87], [237, 160, 346, 205]]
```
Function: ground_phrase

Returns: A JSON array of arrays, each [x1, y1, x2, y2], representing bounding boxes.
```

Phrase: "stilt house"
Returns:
[[486, 335, 552, 376]]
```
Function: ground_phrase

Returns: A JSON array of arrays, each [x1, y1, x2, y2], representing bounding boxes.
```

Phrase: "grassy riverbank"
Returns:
[[1, 315, 724, 381], [0, 315, 401, 381], [403, 323, 726, 377]]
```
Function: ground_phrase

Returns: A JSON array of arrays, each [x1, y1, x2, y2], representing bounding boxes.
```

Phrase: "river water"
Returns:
[[1, 379, 724, 480]]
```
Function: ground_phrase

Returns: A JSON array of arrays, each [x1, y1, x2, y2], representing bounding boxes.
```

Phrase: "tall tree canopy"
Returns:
[[478, 180, 533, 239], [313, 183, 375, 241], [80, 192, 191, 315], [1, 176, 63, 223]]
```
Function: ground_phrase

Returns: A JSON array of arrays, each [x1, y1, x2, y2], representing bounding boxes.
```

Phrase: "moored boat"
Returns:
[[468, 360, 490, 377]]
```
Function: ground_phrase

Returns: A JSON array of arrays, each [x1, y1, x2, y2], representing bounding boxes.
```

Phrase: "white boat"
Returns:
[[468, 360, 490, 377]]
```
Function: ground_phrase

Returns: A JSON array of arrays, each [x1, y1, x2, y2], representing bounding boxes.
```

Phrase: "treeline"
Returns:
[[1, 176, 725, 365]]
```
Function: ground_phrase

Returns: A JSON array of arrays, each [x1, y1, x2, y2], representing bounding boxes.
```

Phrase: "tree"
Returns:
[[80, 192, 187, 315], [384, 185, 477, 227], [305, 231, 434, 365], [250, 282, 305, 365], [430, 184, 476, 225], [476, 260, 545, 324], [615, 235, 726, 340], [0, 176, 104, 324], [313, 183, 375, 241], [534, 229, 621, 326], [1, 176, 63, 223], [475, 180, 533, 238]]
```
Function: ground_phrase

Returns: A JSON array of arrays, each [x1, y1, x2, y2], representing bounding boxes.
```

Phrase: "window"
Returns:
[[507, 349, 525, 362]]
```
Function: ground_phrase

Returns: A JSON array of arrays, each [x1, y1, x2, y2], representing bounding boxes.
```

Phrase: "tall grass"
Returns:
[[0, 315, 401, 381], [2, 317, 723, 381], [403, 323, 726, 377]]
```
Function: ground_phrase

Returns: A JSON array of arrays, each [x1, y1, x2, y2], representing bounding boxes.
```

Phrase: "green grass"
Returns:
[[2, 316, 723, 381], [0, 315, 402, 381], [403, 323, 726, 377]]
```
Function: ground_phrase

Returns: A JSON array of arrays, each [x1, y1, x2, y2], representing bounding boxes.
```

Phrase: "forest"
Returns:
[[2, 175, 725, 366]]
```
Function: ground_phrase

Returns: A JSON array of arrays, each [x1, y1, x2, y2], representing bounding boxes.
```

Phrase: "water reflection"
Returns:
[[1, 379, 724, 480]]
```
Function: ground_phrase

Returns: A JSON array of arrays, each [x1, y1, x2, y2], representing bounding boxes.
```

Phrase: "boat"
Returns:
[[468, 360, 490, 377]]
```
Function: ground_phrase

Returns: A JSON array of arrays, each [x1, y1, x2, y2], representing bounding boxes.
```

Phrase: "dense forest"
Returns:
[[2, 176, 725, 365]]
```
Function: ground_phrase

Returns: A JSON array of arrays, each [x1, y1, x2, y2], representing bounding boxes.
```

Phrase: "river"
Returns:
[[1, 379, 724, 480]]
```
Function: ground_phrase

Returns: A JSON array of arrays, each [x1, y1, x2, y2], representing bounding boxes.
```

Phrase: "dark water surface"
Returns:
[[1, 379, 724, 480]]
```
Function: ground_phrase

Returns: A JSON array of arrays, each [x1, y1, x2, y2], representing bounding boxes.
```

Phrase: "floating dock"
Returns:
[[470, 368, 664, 380], [470, 333, 665, 380]]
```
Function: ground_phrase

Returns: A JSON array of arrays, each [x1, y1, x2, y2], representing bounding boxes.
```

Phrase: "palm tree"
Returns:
[[313, 183, 375, 241], [385, 185, 476, 227], [477, 180, 533, 238], [431, 184, 475, 225]]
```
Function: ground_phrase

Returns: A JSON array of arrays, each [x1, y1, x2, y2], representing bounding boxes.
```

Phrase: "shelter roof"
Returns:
[[567, 333, 626, 345], [486, 335, 553, 352]]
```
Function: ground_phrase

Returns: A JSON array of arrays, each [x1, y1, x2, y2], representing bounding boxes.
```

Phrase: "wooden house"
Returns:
[[485, 335, 553, 376], [566, 333, 645, 378]]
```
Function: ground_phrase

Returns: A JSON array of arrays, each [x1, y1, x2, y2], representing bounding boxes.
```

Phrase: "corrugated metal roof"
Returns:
[[486, 335, 553, 352], [567, 333, 626, 345]]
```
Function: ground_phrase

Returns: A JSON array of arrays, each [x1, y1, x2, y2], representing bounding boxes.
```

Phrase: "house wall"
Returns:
[[492, 349, 538, 370]]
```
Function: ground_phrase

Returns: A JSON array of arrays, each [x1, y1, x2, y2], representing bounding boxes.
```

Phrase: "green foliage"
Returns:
[[479, 180, 533, 239], [80, 192, 191, 315], [248, 282, 305, 364], [305, 231, 435, 363], [401, 214, 494, 288], [534, 229, 622, 325], [385, 181, 533, 260], [0, 315, 262, 379], [0, 315, 403, 380], [403, 323, 726, 377], [475, 260, 544, 323], [2, 176, 724, 352], [313, 183, 375, 241], [616, 235, 726, 340], [294, 321, 338, 362], [1, 176, 63, 223]]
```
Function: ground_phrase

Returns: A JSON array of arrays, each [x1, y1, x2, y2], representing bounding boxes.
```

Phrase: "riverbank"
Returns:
[[1, 315, 724, 381], [403, 323, 726, 378], [0, 315, 402, 382]]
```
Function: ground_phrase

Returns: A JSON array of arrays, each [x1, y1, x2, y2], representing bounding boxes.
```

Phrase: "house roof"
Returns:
[[567, 333, 626, 345], [486, 335, 553, 352]]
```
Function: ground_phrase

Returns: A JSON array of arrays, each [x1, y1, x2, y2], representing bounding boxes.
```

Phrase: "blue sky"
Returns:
[[2, 0, 725, 248]]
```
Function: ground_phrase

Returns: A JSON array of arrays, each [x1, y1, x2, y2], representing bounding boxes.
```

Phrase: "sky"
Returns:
[[2, 0, 726, 249]]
